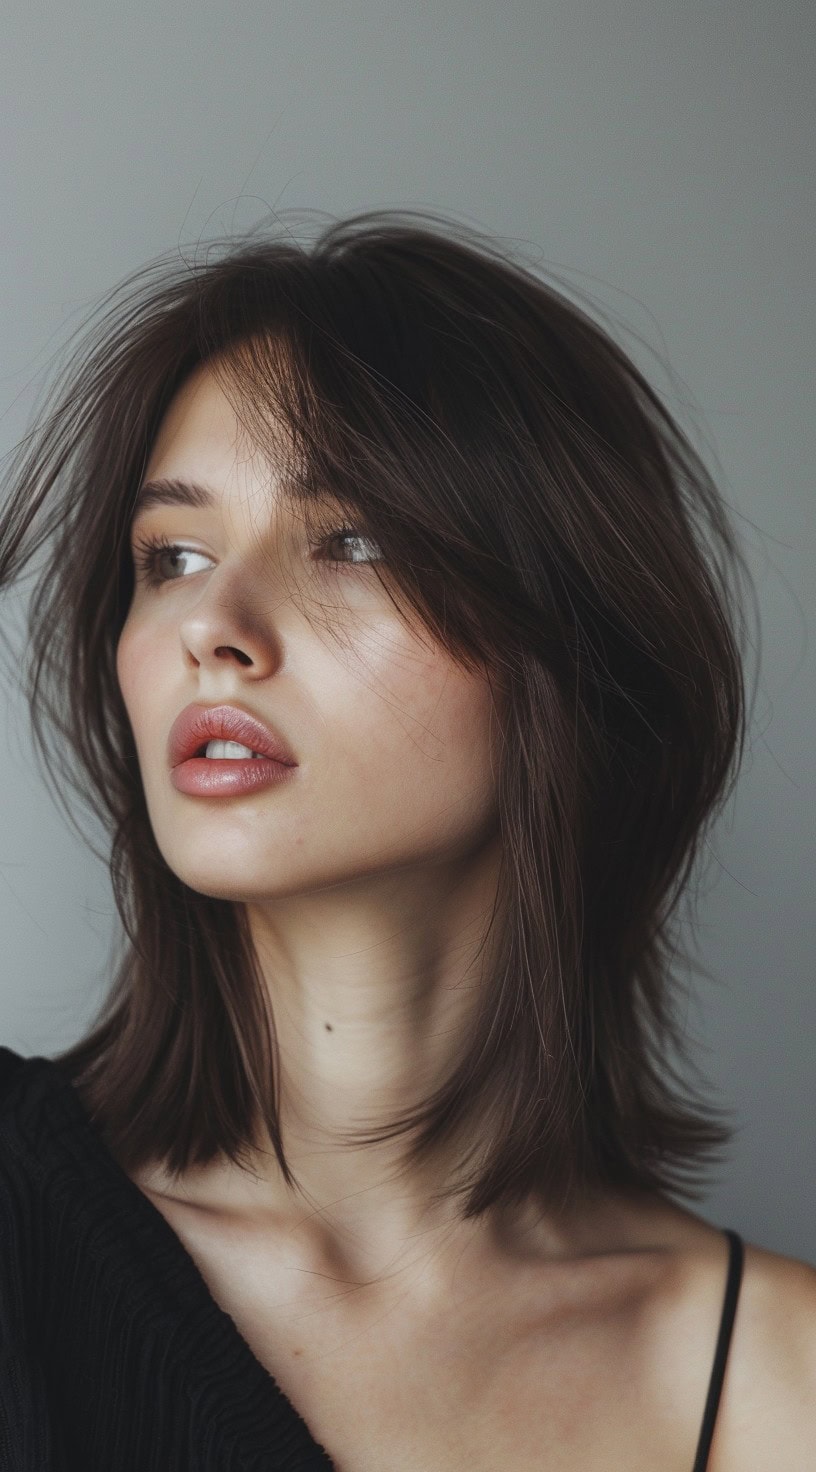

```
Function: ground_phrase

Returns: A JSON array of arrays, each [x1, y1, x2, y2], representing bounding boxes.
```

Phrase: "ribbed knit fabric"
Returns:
[[0, 1043, 743, 1471], [0, 1045, 335, 1470]]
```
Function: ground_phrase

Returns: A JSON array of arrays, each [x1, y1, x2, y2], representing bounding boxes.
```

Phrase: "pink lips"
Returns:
[[168, 703, 298, 799]]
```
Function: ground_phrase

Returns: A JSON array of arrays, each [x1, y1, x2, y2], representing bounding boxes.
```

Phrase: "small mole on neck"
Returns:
[[324, 1022, 333, 1031]]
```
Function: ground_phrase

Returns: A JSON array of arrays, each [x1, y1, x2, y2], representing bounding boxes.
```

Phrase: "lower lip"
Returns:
[[170, 757, 297, 797]]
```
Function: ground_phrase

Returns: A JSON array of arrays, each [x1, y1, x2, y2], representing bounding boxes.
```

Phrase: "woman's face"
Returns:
[[116, 359, 502, 903]]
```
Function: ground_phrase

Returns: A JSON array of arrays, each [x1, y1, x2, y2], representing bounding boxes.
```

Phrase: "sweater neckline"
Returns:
[[27, 1050, 337, 1471]]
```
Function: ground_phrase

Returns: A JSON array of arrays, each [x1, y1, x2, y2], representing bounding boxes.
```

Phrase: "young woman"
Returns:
[[0, 208, 813, 1471]]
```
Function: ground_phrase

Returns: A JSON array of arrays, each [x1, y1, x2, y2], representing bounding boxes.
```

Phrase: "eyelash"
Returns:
[[131, 528, 381, 588]]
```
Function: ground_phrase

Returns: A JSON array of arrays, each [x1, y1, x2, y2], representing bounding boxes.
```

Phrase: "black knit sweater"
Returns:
[[0, 1045, 335, 1470]]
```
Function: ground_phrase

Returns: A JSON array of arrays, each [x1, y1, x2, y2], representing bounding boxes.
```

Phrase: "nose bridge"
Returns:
[[179, 539, 293, 669]]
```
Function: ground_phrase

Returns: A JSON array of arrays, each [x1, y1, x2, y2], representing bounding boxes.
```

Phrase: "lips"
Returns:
[[168, 704, 298, 769]]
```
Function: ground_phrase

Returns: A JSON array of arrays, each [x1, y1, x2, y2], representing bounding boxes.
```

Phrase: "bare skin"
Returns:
[[129, 1160, 816, 1471], [117, 358, 816, 1470]]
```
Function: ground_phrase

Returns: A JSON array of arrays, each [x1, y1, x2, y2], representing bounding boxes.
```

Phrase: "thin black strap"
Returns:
[[691, 1227, 745, 1471]]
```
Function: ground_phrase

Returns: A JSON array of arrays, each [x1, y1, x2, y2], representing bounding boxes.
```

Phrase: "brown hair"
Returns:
[[0, 208, 754, 1217]]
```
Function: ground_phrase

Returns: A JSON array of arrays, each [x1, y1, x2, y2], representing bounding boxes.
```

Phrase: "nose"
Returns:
[[178, 573, 284, 680]]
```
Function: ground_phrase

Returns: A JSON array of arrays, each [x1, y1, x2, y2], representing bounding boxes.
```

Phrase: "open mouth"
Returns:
[[171, 736, 296, 796], [190, 740, 273, 761]]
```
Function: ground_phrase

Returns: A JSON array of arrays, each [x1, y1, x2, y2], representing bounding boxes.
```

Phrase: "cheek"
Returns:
[[400, 646, 497, 767], [324, 639, 499, 829], [115, 620, 166, 732], [115, 625, 134, 710], [424, 671, 499, 813]]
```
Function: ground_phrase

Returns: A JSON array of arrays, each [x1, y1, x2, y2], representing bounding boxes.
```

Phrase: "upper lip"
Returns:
[[168, 703, 298, 768]]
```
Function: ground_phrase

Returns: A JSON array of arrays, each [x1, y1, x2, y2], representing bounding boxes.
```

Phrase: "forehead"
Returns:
[[145, 362, 263, 477], [137, 360, 300, 524]]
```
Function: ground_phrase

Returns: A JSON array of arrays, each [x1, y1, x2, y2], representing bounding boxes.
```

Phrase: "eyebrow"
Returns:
[[129, 474, 317, 527], [130, 477, 219, 521]]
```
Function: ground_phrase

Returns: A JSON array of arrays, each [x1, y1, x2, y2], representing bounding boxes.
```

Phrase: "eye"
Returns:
[[130, 524, 383, 589], [316, 527, 383, 567], [131, 535, 213, 587]]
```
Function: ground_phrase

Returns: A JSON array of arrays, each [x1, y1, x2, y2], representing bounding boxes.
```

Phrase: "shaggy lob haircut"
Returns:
[[0, 208, 752, 1218]]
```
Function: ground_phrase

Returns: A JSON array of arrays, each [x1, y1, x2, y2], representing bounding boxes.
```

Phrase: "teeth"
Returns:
[[203, 740, 264, 760]]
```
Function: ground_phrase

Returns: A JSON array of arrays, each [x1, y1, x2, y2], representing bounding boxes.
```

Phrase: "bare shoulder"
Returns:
[[606, 1196, 816, 1469], [712, 1239, 816, 1469]]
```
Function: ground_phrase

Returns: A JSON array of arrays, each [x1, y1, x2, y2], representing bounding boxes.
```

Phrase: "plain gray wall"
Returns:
[[1, 0, 813, 1261]]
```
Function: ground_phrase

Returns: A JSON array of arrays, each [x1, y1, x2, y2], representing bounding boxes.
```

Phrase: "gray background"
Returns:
[[1, 1, 812, 1261]]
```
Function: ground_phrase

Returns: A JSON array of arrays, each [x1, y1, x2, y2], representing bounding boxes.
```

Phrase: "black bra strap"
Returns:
[[691, 1227, 745, 1471]]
